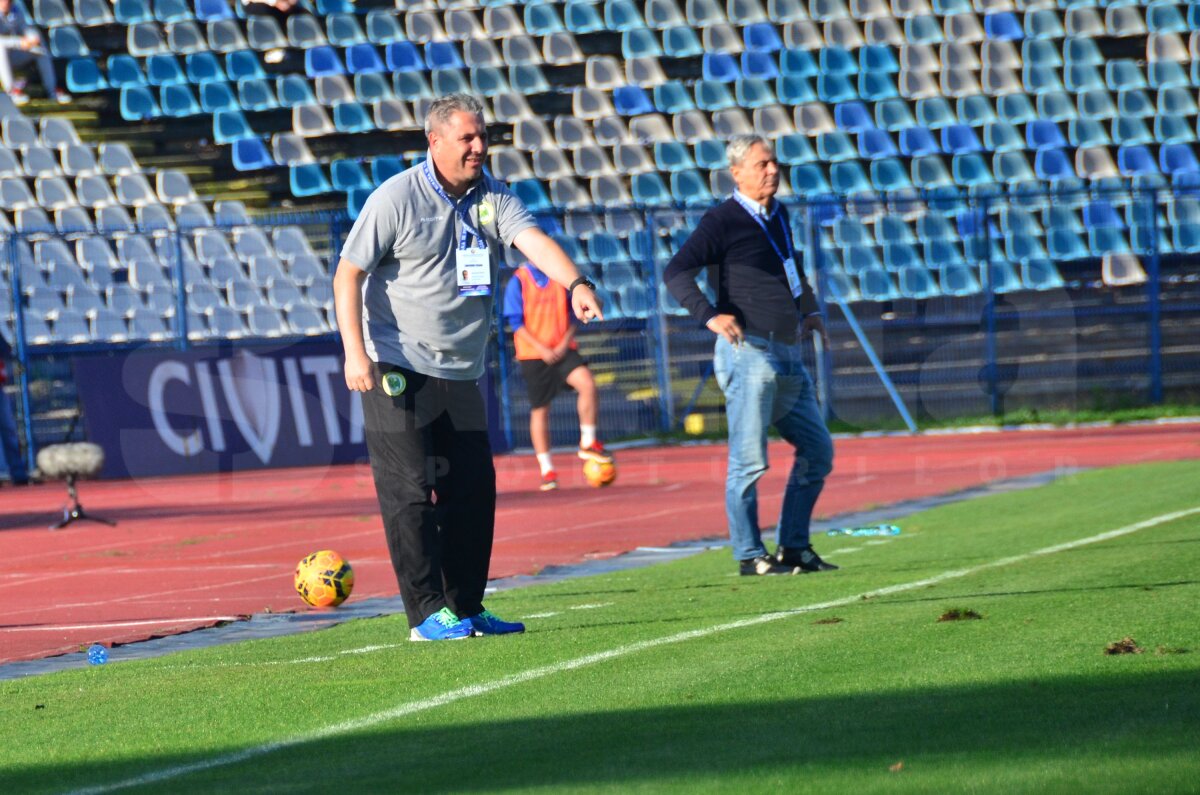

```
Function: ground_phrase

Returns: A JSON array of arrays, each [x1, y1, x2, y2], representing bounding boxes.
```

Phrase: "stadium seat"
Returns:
[[119, 86, 161, 121]]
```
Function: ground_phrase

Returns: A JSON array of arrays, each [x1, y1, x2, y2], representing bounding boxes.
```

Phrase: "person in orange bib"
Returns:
[[502, 261, 613, 490]]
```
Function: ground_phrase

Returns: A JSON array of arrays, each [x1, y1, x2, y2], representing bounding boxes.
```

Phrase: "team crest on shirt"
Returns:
[[477, 201, 495, 225]]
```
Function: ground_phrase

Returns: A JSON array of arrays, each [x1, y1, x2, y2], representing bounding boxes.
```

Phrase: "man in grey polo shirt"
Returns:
[[334, 93, 604, 642]]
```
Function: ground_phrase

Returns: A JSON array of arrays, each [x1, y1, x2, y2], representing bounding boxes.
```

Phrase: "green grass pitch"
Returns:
[[3, 460, 1199, 794]]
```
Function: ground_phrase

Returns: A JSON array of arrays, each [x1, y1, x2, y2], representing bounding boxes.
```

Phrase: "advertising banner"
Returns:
[[74, 342, 505, 479]]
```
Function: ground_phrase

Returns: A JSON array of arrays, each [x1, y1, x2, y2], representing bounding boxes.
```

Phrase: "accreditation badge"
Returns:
[[456, 247, 492, 296], [382, 371, 406, 396], [781, 257, 804, 298]]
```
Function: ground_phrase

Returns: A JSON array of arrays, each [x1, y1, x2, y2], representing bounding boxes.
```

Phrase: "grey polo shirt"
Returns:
[[340, 160, 537, 380]]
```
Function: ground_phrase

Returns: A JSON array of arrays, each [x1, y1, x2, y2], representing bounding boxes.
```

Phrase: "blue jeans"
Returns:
[[713, 335, 833, 561]]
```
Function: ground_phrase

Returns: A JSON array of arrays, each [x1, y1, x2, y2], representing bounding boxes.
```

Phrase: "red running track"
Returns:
[[2, 424, 1198, 664]]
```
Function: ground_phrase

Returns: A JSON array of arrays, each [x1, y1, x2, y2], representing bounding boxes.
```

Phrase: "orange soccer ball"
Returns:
[[294, 550, 355, 607], [582, 458, 617, 488]]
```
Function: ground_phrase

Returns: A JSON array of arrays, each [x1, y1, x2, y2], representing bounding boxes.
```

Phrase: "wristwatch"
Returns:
[[568, 276, 596, 296]]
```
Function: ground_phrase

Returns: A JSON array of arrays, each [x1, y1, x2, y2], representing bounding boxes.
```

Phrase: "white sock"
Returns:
[[579, 425, 596, 448], [536, 453, 554, 475]]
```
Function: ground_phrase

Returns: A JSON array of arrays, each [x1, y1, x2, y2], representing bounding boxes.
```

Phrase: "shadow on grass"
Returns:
[[11, 668, 1199, 793]]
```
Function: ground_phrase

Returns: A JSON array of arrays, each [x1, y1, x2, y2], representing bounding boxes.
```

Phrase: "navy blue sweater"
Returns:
[[663, 198, 820, 339]]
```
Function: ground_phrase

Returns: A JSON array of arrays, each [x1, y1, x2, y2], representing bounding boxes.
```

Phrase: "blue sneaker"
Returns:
[[409, 607, 472, 641], [460, 609, 525, 636]]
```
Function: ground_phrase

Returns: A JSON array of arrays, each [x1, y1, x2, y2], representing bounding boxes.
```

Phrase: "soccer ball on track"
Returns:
[[294, 550, 355, 607], [582, 458, 617, 488]]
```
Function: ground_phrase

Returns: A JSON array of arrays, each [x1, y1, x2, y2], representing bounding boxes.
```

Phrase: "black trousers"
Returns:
[[360, 365, 496, 629]]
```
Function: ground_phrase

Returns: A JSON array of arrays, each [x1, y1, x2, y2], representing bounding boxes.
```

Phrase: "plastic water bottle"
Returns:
[[87, 644, 108, 665], [826, 524, 901, 537]]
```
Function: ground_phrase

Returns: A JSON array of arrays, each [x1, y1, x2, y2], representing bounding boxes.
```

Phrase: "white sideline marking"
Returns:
[[522, 612, 560, 619], [0, 617, 242, 633], [66, 506, 1200, 795], [569, 603, 613, 610]]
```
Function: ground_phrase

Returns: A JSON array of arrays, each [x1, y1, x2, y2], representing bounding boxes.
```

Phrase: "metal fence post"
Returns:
[[172, 224, 189, 350], [1146, 187, 1163, 404], [980, 195, 999, 416], [646, 210, 674, 432], [7, 234, 36, 474]]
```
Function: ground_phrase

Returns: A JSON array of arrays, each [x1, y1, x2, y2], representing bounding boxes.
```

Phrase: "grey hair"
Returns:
[[424, 93, 485, 136], [726, 135, 772, 167]]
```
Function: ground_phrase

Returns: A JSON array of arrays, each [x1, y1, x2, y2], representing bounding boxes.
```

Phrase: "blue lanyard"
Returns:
[[733, 192, 794, 265], [421, 159, 488, 250]]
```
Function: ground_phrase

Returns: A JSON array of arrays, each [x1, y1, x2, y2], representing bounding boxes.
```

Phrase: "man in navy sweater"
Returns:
[[664, 134, 838, 576]]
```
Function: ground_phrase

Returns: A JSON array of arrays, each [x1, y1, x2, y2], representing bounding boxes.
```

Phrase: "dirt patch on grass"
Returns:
[[1154, 645, 1189, 655], [938, 608, 983, 622], [813, 617, 844, 625], [1104, 637, 1144, 655]]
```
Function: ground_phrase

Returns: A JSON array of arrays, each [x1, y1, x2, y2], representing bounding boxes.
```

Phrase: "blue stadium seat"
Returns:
[[392, 71, 432, 101], [671, 170, 713, 206], [1118, 88, 1154, 118], [654, 80, 696, 113], [290, 164, 331, 197], [663, 24, 704, 56], [941, 124, 982, 154], [1149, 61, 1189, 90], [939, 264, 979, 295], [996, 93, 1037, 125], [899, 126, 939, 156], [984, 11, 1023, 40], [882, 240, 919, 271], [333, 101, 375, 134], [1113, 117, 1153, 147], [1068, 118, 1111, 148], [277, 74, 317, 106], [1036, 90, 1077, 122], [898, 264, 939, 298], [115, 0, 152, 24], [366, 10, 405, 44], [195, 0, 232, 21], [354, 72, 393, 103], [780, 47, 818, 77], [859, 128, 897, 159], [305, 46, 345, 77], [859, 44, 898, 73], [385, 42, 426, 72], [1025, 119, 1065, 151], [741, 50, 779, 79], [1033, 148, 1075, 182], [1020, 259, 1064, 290], [1022, 64, 1062, 95], [232, 137, 274, 171], [830, 161, 872, 194], [744, 21, 783, 51], [66, 59, 108, 93], [346, 43, 385, 74], [119, 86, 161, 120], [858, 267, 899, 301], [201, 80, 238, 113], [775, 75, 815, 104], [911, 155, 953, 189], [146, 54, 186, 86], [1022, 38, 1061, 69], [842, 244, 882, 275], [957, 94, 997, 127], [1024, 8, 1063, 39], [1003, 232, 1045, 263], [654, 140, 696, 172], [876, 215, 916, 246], [777, 133, 816, 164], [565, 1, 606, 33], [107, 54, 146, 87], [1117, 145, 1159, 178], [833, 217, 870, 247], [790, 163, 831, 197], [226, 50, 265, 81], [819, 46, 857, 75], [612, 85, 654, 115], [213, 109, 253, 144], [696, 79, 737, 111], [431, 68, 470, 96], [1161, 143, 1200, 181], [371, 156, 405, 185], [702, 52, 741, 81], [904, 14, 943, 45], [1106, 59, 1146, 91], [606, 0, 647, 30], [161, 84, 200, 116], [819, 73, 858, 104], [525, 2, 565, 35], [858, 71, 897, 101], [632, 172, 672, 206], [817, 131, 856, 162], [426, 41, 464, 71], [1088, 227, 1130, 256], [1077, 88, 1116, 120], [916, 96, 956, 129], [622, 28, 663, 58], [694, 139, 728, 169], [1157, 86, 1197, 117], [870, 157, 911, 191], [875, 98, 916, 131], [184, 52, 224, 85]]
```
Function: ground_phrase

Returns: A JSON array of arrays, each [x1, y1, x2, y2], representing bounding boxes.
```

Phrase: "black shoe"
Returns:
[[739, 555, 798, 576], [777, 546, 839, 572]]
